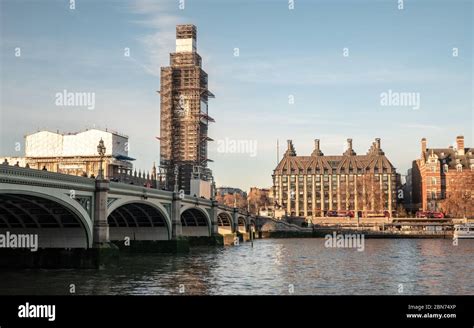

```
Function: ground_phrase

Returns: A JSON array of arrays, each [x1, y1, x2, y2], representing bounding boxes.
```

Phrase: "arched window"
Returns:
[[456, 164, 463, 172]]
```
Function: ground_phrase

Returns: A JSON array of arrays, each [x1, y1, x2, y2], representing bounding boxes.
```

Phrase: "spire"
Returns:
[[152, 162, 157, 180]]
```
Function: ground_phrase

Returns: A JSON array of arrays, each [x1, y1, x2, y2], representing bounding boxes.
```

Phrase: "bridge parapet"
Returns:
[[0, 165, 95, 191], [109, 181, 173, 201]]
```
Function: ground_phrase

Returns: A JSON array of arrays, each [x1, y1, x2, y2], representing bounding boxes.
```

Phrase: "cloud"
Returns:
[[220, 55, 460, 86], [128, 0, 185, 76], [400, 123, 443, 130]]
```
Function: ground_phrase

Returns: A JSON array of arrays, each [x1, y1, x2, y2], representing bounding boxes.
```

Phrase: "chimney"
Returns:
[[347, 138, 353, 151], [344, 138, 356, 156], [421, 138, 427, 153], [311, 139, 324, 156], [456, 136, 465, 156], [375, 138, 381, 149], [284, 140, 296, 157]]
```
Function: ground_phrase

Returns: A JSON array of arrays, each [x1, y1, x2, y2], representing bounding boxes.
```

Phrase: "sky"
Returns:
[[0, 0, 472, 191]]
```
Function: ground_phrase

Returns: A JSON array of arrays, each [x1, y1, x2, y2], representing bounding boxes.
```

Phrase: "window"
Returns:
[[431, 177, 437, 185], [443, 164, 448, 173], [471, 164, 474, 171], [431, 166, 436, 173], [456, 164, 462, 172]]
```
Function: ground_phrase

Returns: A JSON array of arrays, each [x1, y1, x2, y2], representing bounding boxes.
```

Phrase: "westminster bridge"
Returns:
[[0, 165, 258, 258]]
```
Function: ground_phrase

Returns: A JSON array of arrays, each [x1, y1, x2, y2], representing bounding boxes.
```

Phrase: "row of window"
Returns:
[[278, 168, 392, 174], [429, 163, 474, 173]]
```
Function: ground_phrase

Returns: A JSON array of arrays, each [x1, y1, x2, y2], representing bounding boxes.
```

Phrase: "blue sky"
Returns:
[[0, 0, 472, 191]]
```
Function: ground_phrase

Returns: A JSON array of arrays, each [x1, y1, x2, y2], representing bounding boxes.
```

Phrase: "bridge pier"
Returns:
[[171, 192, 183, 238], [93, 179, 111, 244], [91, 178, 119, 266]]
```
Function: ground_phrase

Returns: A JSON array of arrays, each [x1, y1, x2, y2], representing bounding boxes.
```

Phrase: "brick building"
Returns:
[[412, 136, 474, 216], [272, 138, 398, 218]]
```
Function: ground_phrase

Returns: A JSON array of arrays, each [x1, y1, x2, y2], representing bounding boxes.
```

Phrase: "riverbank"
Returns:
[[257, 216, 463, 239]]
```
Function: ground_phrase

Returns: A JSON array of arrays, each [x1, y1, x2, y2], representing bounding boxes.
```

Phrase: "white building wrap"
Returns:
[[25, 129, 128, 158]]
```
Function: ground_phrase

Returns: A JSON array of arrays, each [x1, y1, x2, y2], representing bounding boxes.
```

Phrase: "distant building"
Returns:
[[273, 138, 398, 218], [402, 168, 415, 213], [11, 129, 134, 178], [412, 136, 474, 216], [248, 187, 274, 216], [159, 24, 215, 195], [216, 187, 247, 198]]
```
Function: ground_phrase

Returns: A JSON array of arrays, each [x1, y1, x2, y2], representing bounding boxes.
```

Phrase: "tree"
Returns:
[[440, 184, 473, 218], [216, 192, 248, 211]]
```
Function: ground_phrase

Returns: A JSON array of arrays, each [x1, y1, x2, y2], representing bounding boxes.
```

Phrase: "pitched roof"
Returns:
[[274, 139, 396, 175], [424, 148, 474, 169]]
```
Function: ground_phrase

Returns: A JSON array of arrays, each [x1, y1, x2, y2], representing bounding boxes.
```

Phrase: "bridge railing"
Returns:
[[0, 164, 96, 190]]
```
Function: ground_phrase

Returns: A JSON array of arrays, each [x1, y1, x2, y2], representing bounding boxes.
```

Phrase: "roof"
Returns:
[[114, 154, 136, 161], [424, 148, 474, 169], [274, 139, 396, 175]]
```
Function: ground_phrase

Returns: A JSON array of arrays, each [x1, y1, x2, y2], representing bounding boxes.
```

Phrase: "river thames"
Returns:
[[0, 238, 472, 295]]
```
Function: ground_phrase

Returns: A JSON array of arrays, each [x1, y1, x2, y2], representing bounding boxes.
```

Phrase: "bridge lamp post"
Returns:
[[97, 138, 106, 180]]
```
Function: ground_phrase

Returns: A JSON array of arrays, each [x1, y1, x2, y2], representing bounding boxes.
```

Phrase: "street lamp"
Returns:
[[97, 138, 106, 179]]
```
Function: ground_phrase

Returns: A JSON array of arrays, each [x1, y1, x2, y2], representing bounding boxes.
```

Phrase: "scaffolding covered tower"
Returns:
[[159, 24, 214, 195]]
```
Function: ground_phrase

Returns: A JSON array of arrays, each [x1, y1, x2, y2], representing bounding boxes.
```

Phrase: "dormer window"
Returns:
[[456, 164, 462, 172]]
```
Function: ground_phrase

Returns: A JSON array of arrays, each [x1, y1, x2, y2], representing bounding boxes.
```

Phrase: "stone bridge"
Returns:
[[0, 165, 256, 255]]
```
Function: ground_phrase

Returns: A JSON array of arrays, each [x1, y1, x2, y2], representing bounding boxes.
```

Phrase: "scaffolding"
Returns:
[[159, 24, 214, 194]]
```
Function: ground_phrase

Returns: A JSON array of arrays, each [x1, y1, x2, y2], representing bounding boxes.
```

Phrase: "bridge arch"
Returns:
[[238, 216, 247, 233], [0, 190, 93, 248], [107, 200, 171, 241], [217, 211, 234, 234], [180, 206, 211, 237]]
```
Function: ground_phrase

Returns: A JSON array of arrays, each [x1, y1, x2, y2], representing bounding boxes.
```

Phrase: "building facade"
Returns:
[[273, 138, 398, 218], [6, 129, 135, 179], [412, 136, 474, 216], [159, 24, 214, 194]]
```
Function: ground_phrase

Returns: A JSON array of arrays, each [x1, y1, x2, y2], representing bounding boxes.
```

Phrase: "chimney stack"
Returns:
[[347, 138, 353, 150], [421, 138, 427, 153], [375, 138, 381, 149], [311, 139, 324, 156], [284, 140, 296, 157], [456, 136, 465, 156], [344, 138, 356, 156]]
